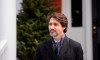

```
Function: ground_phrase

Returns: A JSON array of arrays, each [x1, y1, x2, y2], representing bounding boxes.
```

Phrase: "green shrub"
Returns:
[[17, 0, 55, 60]]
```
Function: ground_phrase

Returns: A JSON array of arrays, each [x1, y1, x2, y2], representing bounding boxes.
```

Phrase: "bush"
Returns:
[[17, 0, 55, 60]]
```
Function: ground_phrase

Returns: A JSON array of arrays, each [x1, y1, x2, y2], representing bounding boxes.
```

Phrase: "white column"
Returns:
[[0, 0, 16, 60], [83, 0, 93, 60]]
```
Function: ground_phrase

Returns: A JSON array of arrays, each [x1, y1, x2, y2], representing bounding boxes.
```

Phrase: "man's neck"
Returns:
[[53, 33, 64, 41], [53, 36, 61, 41]]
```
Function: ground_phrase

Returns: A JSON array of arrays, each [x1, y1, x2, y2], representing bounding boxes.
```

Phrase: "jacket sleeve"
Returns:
[[75, 44, 84, 60], [33, 45, 42, 60]]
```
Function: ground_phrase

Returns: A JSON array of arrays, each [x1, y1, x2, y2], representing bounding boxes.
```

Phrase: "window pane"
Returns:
[[71, 0, 82, 27]]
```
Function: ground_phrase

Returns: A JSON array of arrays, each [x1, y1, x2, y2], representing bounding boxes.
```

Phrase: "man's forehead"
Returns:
[[49, 18, 59, 23]]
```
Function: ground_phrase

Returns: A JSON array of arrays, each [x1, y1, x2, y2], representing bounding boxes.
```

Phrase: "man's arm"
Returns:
[[34, 46, 42, 60], [75, 44, 84, 60]]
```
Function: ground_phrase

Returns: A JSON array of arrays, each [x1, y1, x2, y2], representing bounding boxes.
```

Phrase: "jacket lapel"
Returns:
[[44, 39, 57, 58], [58, 36, 70, 59]]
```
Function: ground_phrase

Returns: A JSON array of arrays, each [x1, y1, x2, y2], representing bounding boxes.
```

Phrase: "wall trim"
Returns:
[[0, 39, 8, 56]]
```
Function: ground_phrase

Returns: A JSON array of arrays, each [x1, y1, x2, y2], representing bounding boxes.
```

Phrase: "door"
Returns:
[[92, 0, 100, 60]]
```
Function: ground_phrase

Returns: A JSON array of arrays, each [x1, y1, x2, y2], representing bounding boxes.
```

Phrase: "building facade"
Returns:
[[52, 0, 100, 60]]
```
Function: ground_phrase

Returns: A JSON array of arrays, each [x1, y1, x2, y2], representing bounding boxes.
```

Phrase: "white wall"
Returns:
[[82, 0, 93, 60], [0, 0, 16, 60], [62, 0, 93, 60]]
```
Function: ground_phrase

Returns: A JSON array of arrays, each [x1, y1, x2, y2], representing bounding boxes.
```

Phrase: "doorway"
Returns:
[[92, 0, 100, 60]]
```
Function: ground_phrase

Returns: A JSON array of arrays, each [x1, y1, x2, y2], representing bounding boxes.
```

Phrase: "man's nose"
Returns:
[[50, 25, 55, 29]]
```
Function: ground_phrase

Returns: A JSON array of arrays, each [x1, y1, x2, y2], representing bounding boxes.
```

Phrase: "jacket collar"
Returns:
[[45, 35, 70, 58], [58, 35, 70, 59]]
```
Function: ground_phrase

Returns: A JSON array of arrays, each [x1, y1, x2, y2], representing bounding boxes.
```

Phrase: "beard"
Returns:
[[49, 30, 59, 37]]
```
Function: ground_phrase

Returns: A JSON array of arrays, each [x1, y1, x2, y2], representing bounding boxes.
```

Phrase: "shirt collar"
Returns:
[[53, 33, 66, 43]]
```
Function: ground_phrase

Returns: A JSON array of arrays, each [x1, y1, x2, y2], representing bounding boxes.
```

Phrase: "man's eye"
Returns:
[[54, 23, 58, 26], [49, 23, 52, 25]]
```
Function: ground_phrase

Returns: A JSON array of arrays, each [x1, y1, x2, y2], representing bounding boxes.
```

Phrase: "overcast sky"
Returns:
[[16, 0, 22, 14]]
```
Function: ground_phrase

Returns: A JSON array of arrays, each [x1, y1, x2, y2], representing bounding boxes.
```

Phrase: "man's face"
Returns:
[[48, 18, 65, 37]]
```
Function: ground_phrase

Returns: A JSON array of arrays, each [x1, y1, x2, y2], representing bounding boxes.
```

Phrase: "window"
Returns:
[[71, 0, 82, 27]]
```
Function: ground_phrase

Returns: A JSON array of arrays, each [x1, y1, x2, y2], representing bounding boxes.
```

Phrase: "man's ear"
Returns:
[[63, 27, 65, 30]]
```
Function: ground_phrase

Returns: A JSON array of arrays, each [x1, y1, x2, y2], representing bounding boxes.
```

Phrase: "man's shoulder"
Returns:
[[67, 37, 81, 48], [37, 40, 50, 47]]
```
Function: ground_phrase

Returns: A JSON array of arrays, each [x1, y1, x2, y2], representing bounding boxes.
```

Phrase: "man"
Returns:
[[34, 12, 83, 60]]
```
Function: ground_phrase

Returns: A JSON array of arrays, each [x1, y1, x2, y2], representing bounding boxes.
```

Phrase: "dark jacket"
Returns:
[[34, 36, 83, 60]]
